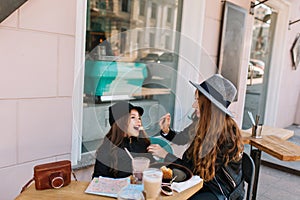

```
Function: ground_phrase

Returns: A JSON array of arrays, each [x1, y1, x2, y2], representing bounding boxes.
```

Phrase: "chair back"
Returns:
[[242, 152, 255, 200], [149, 137, 173, 162]]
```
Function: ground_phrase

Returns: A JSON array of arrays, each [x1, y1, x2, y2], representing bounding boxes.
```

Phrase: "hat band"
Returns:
[[200, 82, 231, 108]]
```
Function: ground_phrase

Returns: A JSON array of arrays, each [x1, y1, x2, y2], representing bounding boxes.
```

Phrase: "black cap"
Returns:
[[109, 101, 144, 126]]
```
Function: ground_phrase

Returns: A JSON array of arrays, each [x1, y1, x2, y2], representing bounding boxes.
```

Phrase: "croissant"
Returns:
[[160, 166, 173, 179]]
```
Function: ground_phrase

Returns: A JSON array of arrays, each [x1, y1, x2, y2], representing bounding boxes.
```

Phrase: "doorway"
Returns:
[[242, 3, 277, 129]]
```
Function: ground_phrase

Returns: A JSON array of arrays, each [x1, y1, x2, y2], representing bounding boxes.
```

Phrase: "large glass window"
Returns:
[[82, 0, 183, 158], [242, 2, 277, 129]]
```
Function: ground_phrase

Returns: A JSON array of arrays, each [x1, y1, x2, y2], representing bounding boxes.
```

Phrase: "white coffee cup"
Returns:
[[143, 168, 163, 199]]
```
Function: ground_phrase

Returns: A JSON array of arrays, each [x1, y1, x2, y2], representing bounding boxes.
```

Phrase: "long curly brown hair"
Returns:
[[186, 92, 244, 181]]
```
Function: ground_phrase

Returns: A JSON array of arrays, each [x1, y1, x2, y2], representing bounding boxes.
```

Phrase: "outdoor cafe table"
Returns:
[[242, 126, 300, 200], [16, 180, 203, 200]]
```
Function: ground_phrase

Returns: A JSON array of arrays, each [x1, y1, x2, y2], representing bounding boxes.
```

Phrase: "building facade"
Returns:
[[0, 0, 299, 199]]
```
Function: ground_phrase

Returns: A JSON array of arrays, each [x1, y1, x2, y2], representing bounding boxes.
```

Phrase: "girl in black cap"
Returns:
[[148, 74, 245, 200], [92, 101, 155, 178]]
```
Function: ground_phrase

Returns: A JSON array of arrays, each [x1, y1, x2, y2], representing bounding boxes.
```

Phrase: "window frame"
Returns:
[[72, 0, 207, 166]]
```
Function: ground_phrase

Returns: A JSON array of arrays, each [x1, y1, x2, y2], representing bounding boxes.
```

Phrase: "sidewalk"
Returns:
[[256, 164, 300, 200]]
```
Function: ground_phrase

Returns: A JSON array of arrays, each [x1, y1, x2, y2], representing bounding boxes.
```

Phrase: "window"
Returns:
[[167, 7, 172, 23], [98, 0, 106, 9], [165, 35, 171, 49], [121, 0, 130, 12], [108, 0, 114, 11], [151, 3, 157, 19], [80, 0, 183, 165], [149, 33, 155, 47], [137, 31, 143, 48], [139, 0, 145, 16]]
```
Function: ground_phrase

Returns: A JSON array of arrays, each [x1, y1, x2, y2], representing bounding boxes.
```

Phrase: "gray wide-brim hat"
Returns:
[[109, 101, 144, 126], [189, 74, 237, 117]]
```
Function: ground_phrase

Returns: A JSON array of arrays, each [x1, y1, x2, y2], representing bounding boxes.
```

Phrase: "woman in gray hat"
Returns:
[[92, 101, 154, 179], [148, 74, 244, 200]]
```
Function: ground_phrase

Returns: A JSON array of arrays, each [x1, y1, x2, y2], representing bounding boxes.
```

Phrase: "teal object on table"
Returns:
[[150, 137, 173, 162]]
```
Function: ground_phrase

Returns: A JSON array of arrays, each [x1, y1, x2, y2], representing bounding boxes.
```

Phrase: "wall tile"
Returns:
[[199, 51, 218, 77], [0, 101, 17, 167], [0, 158, 55, 200], [205, 0, 222, 20], [0, 29, 58, 98], [58, 36, 75, 96], [229, 0, 250, 10], [19, 0, 76, 35], [56, 154, 71, 162], [18, 98, 72, 162], [202, 17, 220, 57]]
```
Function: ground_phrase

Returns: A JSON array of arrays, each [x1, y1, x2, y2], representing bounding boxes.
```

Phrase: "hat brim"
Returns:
[[109, 102, 144, 126], [189, 81, 233, 117]]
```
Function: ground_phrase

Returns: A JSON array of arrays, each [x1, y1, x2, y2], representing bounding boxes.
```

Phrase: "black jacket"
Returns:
[[160, 123, 244, 200], [93, 136, 155, 178]]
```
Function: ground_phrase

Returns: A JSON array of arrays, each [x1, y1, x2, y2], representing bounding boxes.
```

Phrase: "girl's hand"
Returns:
[[159, 113, 171, 133], [147, 144, 168, 159]]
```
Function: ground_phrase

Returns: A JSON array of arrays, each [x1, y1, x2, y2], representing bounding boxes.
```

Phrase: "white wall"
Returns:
[[0, 0, 76, 199], [196, 0, 253, 126], [275, 0, 300, 127], [174, 0, 253, 129]]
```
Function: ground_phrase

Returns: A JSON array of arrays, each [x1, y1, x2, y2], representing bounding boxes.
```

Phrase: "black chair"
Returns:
[[242, 152, 255, 200]]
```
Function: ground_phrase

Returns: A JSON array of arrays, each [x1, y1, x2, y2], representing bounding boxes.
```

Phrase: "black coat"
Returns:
[[93, 136, 155, 178], [160, 123, 244, 200]]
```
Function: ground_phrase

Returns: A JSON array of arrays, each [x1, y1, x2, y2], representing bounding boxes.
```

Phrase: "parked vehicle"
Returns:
[[139, 53, 160, 62], [137, 52, 177, 89], [157, 52, 177, 63], [248, 61, 264, 78], [250, 59, 265, 70]]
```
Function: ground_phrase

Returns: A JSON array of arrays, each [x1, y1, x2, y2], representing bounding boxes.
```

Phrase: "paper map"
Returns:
[[85, 177, 130, 198]]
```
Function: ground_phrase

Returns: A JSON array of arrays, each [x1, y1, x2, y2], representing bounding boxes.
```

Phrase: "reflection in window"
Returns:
[[151, 3, 157, 19], [82, 0, 183, 156], [121, 0, 131, 12], [167, 7, 172, 23], [149, 33, 155, 48], [248, 3, 273, 85], [242, 2, 276, 129], [139, 0, 145, 16], [98, 0, 106, 9], [165, 35, 170, 49]]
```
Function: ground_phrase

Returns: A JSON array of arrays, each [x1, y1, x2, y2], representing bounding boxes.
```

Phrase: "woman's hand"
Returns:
[[159, 113, 171, 133], [147, 144, 168, 159]]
